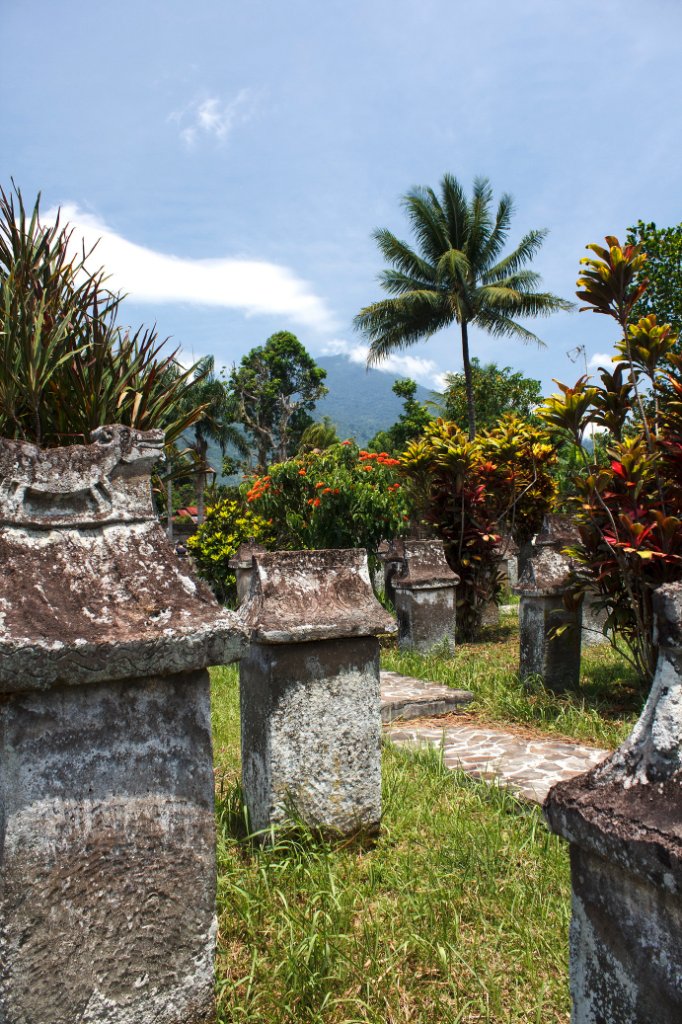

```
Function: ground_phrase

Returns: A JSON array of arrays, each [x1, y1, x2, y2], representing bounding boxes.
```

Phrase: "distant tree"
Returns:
[[355, 173, 571, 439], [626, 220, 682, 332], [227, 331, 328, 472], [184, 355, 248, 525], [297, 416, 340, 453], [369, 378, 432, 453], [433, 359, 543, 431]]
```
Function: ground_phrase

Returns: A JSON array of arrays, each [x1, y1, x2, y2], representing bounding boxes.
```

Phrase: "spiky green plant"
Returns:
[[0, 184, 208, 447]]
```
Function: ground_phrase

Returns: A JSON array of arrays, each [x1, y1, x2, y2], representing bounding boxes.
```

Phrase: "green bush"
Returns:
[[243, 441, 410, 558], [187, 498, 274, 604]]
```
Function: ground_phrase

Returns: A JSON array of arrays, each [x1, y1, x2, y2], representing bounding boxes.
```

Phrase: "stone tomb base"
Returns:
[[0, 671, 217, 1024], [240, 637, 382, 835], [395, 586, 456, 653], [568, 846, 682, 1023], [519, 595, 581, 691]]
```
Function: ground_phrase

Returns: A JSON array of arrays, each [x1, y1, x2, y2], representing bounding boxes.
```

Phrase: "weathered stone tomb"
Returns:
[[392, 539, 459, 653], [238, 548, 395, 836], [0, 426, 245, 1024], [544, 580, 682, 1023], [515, 515, 582, 691], [376, 537, 405, 608]]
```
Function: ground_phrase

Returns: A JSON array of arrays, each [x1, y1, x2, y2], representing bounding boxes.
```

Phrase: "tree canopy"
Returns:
[[626, 220, 682, 333], [227, 331, 328, 472], [354, 173, 571, 439], [434, 359, 543, 431]]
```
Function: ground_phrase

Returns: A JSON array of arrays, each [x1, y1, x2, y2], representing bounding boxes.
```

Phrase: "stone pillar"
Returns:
[[544, 581, 682, 1023], [494, 531, 520, 591], [581, 592, 609, 647], [377, 537, 405, 607], [238, 548, 395, 836], [393, 539, 460, 653], [228, 539, 266, 605], [0, 426, 245, 1024], [515, 516, 582, 691]]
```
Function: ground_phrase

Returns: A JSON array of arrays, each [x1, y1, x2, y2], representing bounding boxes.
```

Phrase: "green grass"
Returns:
[[381, 613, 644, 750], [211, 666, 571, 1024]]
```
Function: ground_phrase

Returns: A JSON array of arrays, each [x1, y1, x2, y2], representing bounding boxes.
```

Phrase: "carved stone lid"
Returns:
[[534, 514, 580, 548], [492, 531, 519, 559], [238, 548, 396, 643], [514, 544, 574, 596], [228, 539, 266, 571], [0, 427, 245, 692], [544, 582, 682, 892], [393, 539, 460, 591], [0, 426, 164, 529], [376, 538, 405, 565]]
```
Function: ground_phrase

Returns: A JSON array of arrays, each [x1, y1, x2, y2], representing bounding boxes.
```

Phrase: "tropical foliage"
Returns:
[[227, 331, 328, 472], [354, 173, 571, 438], [0, 186, 206, 447], [368, 378, 433, 454], [540, 236, 682, 683], [242, 440, 410, 557], [183, 356, 248, 524], [400, 414, 557, 638], [626, 219, 682, 335], [186, 497, 274, 604], [433, 358, 543, 432]]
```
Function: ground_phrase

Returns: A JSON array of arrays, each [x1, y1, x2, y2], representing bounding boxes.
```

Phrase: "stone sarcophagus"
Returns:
[[0, 426, 245, 1024], [544, 581, 682, 1023], [238, 548, 395, 837], [392, 539, 459, 653], [515, 515, 582, 691]]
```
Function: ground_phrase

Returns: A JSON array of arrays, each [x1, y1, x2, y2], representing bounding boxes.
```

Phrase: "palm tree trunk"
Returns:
[[195, 436, 208, 526], [166, 475, 174, 542], [196, 470, 206, 525], [460, 320, 476, 440]]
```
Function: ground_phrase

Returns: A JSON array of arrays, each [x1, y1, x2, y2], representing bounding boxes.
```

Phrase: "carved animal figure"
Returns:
[[0, 425, 164, 522]]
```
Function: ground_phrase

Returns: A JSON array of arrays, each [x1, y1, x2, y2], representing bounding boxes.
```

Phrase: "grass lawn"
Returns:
[[210, 621, 644, 1022]]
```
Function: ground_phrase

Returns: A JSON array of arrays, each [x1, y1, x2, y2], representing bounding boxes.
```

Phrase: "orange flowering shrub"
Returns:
[[242, 440, 410, 553]]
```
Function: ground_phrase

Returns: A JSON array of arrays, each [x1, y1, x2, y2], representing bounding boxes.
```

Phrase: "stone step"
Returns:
[[380, 670, 474, 724], [386, 722, 609, 804]]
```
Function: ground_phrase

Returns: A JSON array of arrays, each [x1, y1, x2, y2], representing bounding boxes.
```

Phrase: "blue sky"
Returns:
[[3, 0, 681, 396]]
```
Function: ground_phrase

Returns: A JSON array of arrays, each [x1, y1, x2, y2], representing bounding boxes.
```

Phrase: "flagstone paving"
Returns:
[[380, 670, 473, 724], [386, 720, 609, 804]]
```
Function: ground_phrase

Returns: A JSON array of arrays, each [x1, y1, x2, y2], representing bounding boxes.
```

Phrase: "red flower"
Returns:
[[298, 468, 307, 476]]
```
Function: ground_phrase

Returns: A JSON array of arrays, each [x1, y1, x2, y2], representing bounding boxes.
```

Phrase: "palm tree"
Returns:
[[354, 174, 572, 439], [184, 356, 248, 525]]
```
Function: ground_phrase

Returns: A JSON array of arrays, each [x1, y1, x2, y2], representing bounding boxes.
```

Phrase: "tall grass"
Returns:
[[211, 666, 571, 1023]]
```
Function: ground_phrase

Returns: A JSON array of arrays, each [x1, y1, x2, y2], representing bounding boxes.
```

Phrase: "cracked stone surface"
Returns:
[[380, 670, 473, 724], [386, 721, 609, 803]]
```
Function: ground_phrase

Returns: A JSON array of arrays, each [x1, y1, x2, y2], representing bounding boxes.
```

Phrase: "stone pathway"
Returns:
[[380, 670, 473, 724], [386, 721, 609, 804]]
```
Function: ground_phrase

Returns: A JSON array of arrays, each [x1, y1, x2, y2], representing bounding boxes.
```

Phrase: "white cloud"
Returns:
[[322, 339, 443, 388], [588, 352, 614, 370], [169, 90, 256, 147], [44, 204, 337, 333]]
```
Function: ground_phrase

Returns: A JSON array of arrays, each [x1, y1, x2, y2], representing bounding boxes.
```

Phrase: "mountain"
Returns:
[[314, 356, 435, 445], [199, 356, 436, 483]]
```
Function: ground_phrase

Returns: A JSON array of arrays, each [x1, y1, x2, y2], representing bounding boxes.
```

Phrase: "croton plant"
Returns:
[[541, 237, 682, 684]]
